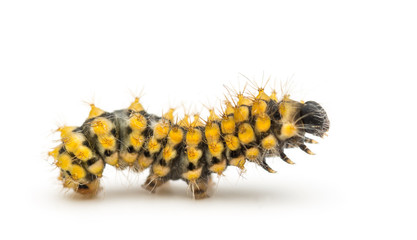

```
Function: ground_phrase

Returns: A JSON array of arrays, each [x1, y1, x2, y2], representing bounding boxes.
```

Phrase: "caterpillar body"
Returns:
[[48, 85, 330, 199]]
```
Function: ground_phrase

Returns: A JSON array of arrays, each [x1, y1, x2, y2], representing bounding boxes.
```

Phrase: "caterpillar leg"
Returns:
[[142, 174, 168, 193], [187, 176, 211, 200]]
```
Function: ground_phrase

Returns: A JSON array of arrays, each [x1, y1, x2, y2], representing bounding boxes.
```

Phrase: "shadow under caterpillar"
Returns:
[[49, 84, 330, 199]]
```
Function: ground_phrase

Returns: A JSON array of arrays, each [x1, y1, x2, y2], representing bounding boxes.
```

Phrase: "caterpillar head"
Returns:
[[300, 101, 330, 137]]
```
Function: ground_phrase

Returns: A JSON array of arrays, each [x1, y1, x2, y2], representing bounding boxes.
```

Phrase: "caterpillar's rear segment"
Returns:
[[49, 89, 330, 199]]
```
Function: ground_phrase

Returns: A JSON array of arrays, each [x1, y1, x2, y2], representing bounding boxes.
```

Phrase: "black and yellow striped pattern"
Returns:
[[49, 86, 330, 199]]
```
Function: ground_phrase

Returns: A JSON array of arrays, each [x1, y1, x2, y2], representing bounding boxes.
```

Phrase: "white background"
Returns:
[[1, 1, 416, 239]]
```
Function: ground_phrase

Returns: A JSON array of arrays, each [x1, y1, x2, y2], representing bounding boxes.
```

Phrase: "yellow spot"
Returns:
[[270, 90, 278, 102], [168, 126, 183, 146], [209, 159, 227, 175], [88, 104, 105, 119], [129, 113, 147, 132], [238, 123, 255, 145], [252, 99, 267, 116], [207, 109, 220, 122], [104, 152, 118, 166], [234, 106, 249, 123], [246, 147, 260, 161], [147, 137, 161, 154], [58, 126, 76, 139], [154, 121, 170, 140], [153, 164, 170, 177], [57, 153, 72, 171], [120, 151, 138, 164], [178, 115, 190, 128], [300, 100, 305, 104], [237, 94, 252, 106], [261, 135, 277, 150], [224, 101, 235, 115], [129, 134, 145, 149], [48, 145, 61, 159], [256, 89, 270, 101], [128, 97, 144, 112], [208, 141, 224, 158], [281, 123, 297, 139], [186, 129, 202, 146], [91, 118, 112, 135], [162, 145, 177, 162], [255, 114, 271, 133], [182, 167, 202, 181], [87, 159, 104, 176], [74, 145, 93, 161], [70, 165, 86, 180], [192, 114, 204, 127], [62, 133, 83, 153], [205, 123, 220, 143], [229, 155, 246, 170], [163, 108, 175, 122], [187, 147, 202, 164], [98, 135, 116, 149], [138, 154, 154, 170], [224, 134, 240, 151], [221, 117, 235, 134]]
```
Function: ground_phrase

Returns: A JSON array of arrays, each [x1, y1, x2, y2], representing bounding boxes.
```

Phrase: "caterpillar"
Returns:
[[48, 83, 330, 199]]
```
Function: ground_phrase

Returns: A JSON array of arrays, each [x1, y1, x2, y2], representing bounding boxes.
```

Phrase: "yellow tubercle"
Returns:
[[224, 134, 240, 151], [207, 109, 220, 123], [280, 123, 297, 139], [163, 108, 175, 122], [57, 153, 72, 171], [224, 101, 235, 115], [70, 165, 86, 180], [209, 159, 227, 175], [154, 121, 170, 140], [229, 155, 246, 170], [205, 123, 220, 143], [74, 145, 93, 161], [120, 151, 138, 164], [221, 117, 235, 134], [182, 167, 202, 181], [208, 141, 224, 158], [129, 133, 145, 149], [261, 135, 277, 150], [162, 145, 177, 162], [256, 89, 270, 101], [252, 99, 267, 116], [153, 164, 170, 177], [255, 114, 271, 133], [128, 97, 144, 112], [192, 114, 204, 127], [98, 135, 116, 149], [129, 113, 147, 132], [48, 145, 61, 160], [237, 94, 253, 106], [91, 117, 112, 135], [88, 104, 105, 119], [270, 90, 278, 102], [186, 128, 202, 146], [138, 154, 154, 170], [58, 126, 76, 139], [168, 126, 183, 146], [238, 123, 255, 145], [178, 115, 190, 128], [234, 106, 249, 123], [246, 147, 260, 161], [62, 133, 84, 153], [187, 147, 202, 164], [147, 137, 161, 154]]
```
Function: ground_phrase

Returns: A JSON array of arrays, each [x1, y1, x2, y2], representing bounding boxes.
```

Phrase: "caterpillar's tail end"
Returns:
[[300, 101, 330, 138]]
